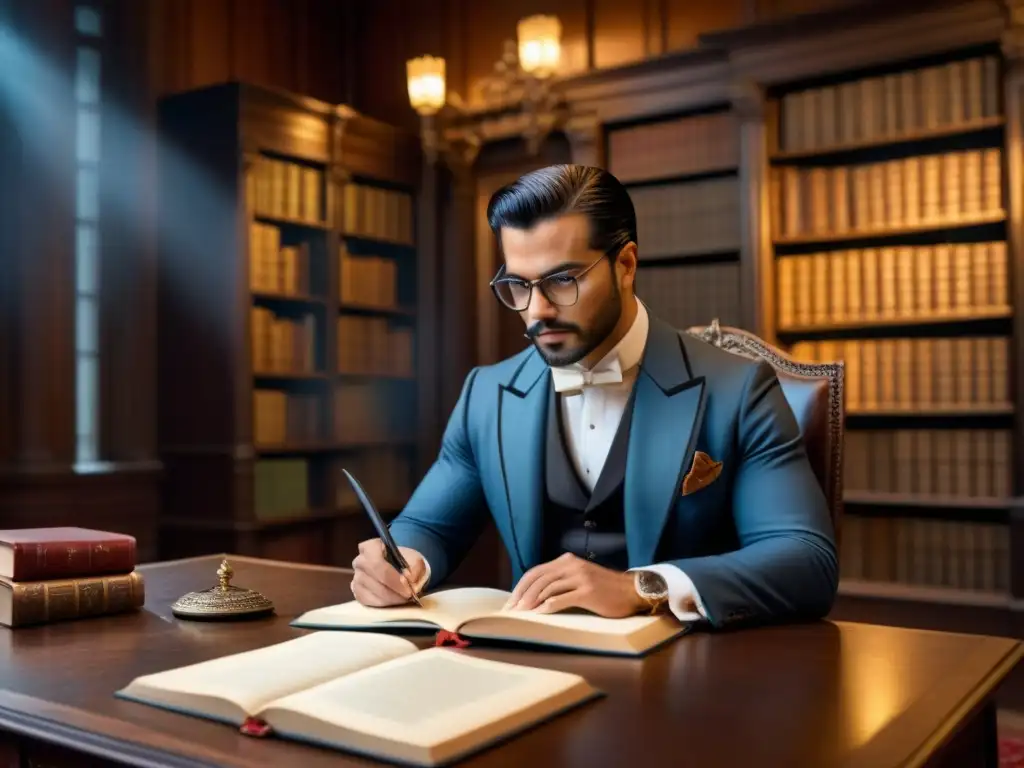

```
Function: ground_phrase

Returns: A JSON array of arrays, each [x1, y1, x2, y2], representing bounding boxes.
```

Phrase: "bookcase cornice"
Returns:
[[713, 1, 1005, 88], [559, 51, 731, 126]]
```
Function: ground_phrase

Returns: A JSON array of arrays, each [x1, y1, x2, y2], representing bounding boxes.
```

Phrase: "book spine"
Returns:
[[11, 538, 136, 581], [6, 571, 145, 627]]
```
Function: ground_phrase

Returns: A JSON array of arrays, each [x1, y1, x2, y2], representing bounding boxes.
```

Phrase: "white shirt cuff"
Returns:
[[629, 564, 709, 623]]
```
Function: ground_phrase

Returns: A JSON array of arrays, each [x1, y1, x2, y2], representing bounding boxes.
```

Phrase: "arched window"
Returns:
[[74, 4, 102, 468]]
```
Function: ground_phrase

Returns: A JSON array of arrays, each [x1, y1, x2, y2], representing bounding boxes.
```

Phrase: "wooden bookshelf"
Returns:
[[155, 82, 422, 565], [603, 106, 745, 329], [510, 2, 1024, 654], [765, 47, 1014, 604]]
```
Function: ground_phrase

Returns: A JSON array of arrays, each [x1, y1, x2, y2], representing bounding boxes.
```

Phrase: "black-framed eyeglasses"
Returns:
[[489, 255, 605, 312]]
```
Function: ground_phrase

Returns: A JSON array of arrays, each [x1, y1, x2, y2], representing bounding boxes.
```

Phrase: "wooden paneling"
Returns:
[[0, 467, 161, 562], [0, 31, 19, 469], [592, 0, 647, 70], [754, 0, 857, 19], [100, 1, 158, 464], [1, 0, 77, 470], [347, 0, 457, 135], [339, 0, 885, 134], [351, 0, 877, 126], [667, 0, 749, 51], [146, 0, 350, 104], [593, 0, 747, 69]]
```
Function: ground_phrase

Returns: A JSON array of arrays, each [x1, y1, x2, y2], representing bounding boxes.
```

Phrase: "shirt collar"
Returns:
[[552, 296, 649, 375]]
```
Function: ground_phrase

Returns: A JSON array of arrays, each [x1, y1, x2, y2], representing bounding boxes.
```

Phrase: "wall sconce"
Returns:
[[517, 15, 562, 77], [406, 55, 446, 117], [406, 14, 565, 164]]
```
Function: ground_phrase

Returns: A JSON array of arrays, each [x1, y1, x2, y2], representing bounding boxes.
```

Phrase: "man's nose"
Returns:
[[524, 288, 558, 325]]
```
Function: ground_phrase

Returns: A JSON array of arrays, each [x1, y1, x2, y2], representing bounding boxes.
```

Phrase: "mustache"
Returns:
[[524, 320, 580, 340]]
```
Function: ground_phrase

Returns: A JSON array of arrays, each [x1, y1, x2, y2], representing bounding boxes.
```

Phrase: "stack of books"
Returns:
[[0, 526, 145, 628]]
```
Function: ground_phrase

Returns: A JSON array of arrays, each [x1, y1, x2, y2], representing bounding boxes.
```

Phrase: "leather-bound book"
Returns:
[[0, 570, 145, 627], [0, 527, 136, 581]]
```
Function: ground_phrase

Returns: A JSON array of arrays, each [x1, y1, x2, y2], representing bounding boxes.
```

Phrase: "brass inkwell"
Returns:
[[171, 558, 275, 621]]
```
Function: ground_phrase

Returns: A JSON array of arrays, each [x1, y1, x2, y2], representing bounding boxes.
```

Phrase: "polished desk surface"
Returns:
[[0, 555, 1019, 768]]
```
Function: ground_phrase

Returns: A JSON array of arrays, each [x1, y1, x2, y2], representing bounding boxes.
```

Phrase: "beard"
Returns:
[[527, 282, 623, 367]]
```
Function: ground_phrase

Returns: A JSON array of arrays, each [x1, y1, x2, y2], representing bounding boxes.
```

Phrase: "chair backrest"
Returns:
[[686, 319, 845, 540]]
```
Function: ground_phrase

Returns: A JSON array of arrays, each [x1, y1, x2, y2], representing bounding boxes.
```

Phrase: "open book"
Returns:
[[291, 586, 686, 656], [115, 631, 599, 767]]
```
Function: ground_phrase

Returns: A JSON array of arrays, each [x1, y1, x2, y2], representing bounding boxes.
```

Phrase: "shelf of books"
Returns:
[[766, 47, 1013, 605], [157, 83, 421, 564], [330, 175, 419, 516], [604, 106, 743, 326]]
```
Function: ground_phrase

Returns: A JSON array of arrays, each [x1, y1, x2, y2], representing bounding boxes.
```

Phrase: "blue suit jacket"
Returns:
[[389, 313, 839, 628]]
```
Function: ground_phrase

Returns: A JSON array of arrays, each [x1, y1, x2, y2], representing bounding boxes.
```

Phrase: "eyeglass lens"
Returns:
[[494, 274, 579, 311]]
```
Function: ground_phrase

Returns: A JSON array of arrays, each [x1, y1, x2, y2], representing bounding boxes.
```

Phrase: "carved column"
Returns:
[[564, 111, 603, 167], [324, 112, 353, 505], [324, 158, 350, 380], [730, 78, 772, 340], [415, 140, 443, 474], [438, 137, 481, 419], [999, 1, 1024, 600], [418, 114, 443, 167]]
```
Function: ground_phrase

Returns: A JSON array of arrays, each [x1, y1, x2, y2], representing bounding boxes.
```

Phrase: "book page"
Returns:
[[477, 608, 668, 636], [261, 647, 596, 764], [460, 609, 685, 654], [116, 631, 418, 724], [293, 587, 512, 632]]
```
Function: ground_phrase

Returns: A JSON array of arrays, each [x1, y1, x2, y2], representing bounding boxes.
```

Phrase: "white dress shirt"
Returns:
[[414, 298, 707, 623], [550, 298, 707, 623]]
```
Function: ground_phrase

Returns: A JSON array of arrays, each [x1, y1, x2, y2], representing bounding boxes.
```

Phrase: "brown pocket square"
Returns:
[[682, 451, 723, 495]]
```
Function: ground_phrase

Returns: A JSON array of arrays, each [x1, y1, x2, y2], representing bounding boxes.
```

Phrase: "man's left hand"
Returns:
[[504, 553, 646, 617]]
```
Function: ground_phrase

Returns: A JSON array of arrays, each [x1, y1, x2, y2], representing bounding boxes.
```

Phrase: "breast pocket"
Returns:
[[679, 464, 728, 507], [665, 462, 734, 559]]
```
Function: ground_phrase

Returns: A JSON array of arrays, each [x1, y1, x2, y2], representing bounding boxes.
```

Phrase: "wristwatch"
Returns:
[[634, 570, 669, 614]]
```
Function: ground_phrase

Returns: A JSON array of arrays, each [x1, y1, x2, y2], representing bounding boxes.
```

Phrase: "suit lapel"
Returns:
[[625, 317, 707, 567], [497, 350, 549, 572]]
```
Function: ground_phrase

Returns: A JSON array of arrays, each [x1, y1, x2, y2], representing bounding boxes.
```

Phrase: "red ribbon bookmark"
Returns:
[[240, 716, 273, 737], [435, 629, 471, 648]]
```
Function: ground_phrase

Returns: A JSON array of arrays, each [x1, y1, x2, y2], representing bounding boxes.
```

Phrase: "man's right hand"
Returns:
[[351, 538, 428, 607]]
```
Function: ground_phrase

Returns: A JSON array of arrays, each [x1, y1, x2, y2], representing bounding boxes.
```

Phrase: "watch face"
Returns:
[[638, 571, 668, 598]]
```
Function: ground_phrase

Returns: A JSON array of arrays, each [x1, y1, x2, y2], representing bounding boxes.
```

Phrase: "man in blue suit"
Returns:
[[352, 164, 838, 628]]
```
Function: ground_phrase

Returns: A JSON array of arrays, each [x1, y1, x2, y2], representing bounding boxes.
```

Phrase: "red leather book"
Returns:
[[0, 527, 136, 581]]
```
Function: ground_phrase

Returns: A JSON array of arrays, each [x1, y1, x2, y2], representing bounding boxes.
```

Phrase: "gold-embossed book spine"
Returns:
[[0, 571, 145, 628]]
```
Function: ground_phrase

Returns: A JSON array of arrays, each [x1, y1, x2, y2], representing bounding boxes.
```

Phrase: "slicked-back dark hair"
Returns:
[[486, 164, 637, 258]]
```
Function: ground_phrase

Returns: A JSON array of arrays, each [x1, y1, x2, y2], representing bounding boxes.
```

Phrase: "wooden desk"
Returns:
[[0, 555, 1019, 768]]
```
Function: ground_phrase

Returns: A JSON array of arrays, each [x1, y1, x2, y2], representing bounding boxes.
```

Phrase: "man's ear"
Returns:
[[616, 242, 638, 290]]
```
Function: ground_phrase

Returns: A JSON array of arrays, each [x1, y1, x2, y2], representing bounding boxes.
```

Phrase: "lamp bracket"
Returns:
[[414, 33, 566, 164]]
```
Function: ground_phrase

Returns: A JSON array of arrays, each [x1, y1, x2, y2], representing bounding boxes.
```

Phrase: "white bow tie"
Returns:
[[551, 357, 623, 395]]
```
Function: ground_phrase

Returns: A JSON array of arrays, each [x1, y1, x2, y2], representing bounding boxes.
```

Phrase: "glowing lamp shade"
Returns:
[[407, 56, 446, 116], [517, 15, 561, 76]]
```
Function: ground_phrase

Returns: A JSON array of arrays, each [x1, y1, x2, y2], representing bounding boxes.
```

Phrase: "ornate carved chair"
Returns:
[[686, 319, 845, 541]]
